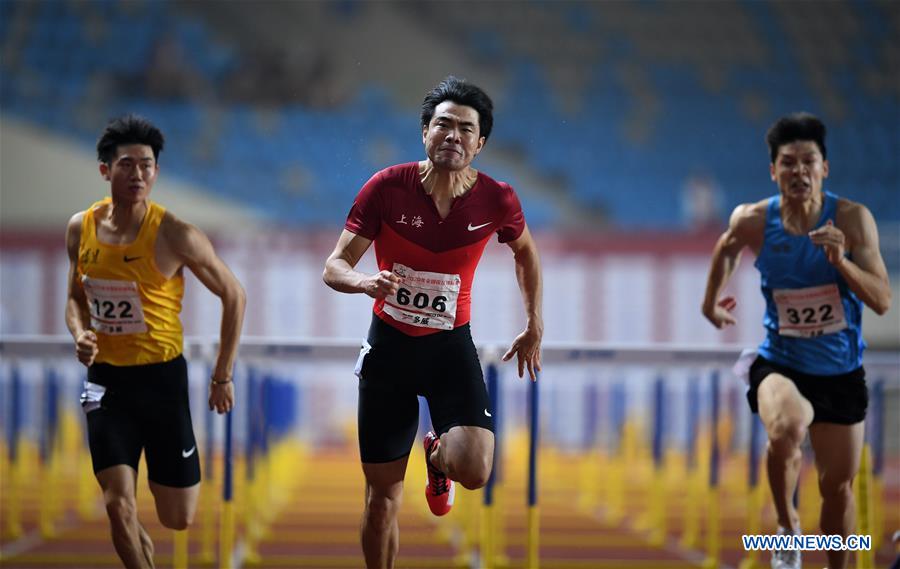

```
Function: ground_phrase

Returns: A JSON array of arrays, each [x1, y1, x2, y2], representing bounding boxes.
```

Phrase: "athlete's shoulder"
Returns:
[[834, 196, 877, 233], [372, 162, 419, 185], [65, 210, 87, 254], [67, 210, 86, 232], [834, 196, 870, 219], [730, 198, 768, 228], [158, 209, 198, 240], [726, 199, 767, 244], [476, 170, 519, 205], [476, 170, 511, 191]]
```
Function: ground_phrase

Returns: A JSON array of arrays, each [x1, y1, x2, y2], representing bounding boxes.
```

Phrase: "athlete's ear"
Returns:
[[822, 159, 828, 179], [474, 136, 485, 155], [769, 162, 776, 182], [99, 162, 110, 181], [422, 124, 429, 145]]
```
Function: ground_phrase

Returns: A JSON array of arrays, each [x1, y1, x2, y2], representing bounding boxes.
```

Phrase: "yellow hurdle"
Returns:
[[200, 477, 217, 563], [703, 485, 720, 569], [173, 529, 189, 569], [526, 505, 539, 569], [219, 500, 235, 569], [39, 443, 57, 538], [738, 482, 765, 569], [855, 445, 875, 569], [5, 456, 22, 540], [480, 503, 494, 569]]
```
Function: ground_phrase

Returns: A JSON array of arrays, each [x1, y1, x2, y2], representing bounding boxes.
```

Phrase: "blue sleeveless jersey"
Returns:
[[755, 191, 865, 374]]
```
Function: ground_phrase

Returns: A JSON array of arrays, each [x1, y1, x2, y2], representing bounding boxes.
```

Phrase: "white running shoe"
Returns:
[[771, 526, 801, 569]]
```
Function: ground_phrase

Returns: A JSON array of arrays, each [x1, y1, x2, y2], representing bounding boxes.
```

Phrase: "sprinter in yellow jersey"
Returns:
[[64, 115, 246, 569]]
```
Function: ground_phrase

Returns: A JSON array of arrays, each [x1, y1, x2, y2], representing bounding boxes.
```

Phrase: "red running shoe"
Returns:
[[423, 431, 454, 516]]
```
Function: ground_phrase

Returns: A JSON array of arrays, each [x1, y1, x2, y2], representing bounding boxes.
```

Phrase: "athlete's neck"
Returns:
[[780, 190, 823, 234], [105, 198, 148, 233], [419, 160, 478, 200]]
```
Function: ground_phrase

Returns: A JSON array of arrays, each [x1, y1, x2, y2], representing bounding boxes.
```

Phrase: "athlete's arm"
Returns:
[[501, 225, 543, 381], [164, 216, 246, 413], [810, 202, 891, 315], [323, 229, 400, 298], [701, 202, 764, 328], [64, 212, 99, 366]]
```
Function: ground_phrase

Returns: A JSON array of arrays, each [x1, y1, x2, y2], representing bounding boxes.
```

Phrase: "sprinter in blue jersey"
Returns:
[[701, 113, 891, 569]]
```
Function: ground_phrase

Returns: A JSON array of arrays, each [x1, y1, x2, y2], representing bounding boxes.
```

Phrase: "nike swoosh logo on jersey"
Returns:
[[123, 255, 142, 263], [484, 408, 492, 417], [182, 446, 196, 458], [468, 222, 491, 231]]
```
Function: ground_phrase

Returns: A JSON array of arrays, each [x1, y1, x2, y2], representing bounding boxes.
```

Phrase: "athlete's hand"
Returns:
[[363, 270, 402, 299], [209, 381, 234, 414], [502, 325, 543, 382], [809, 220, 846, 267], [703, 296, 737, 329], [75, 330, 99, 367]]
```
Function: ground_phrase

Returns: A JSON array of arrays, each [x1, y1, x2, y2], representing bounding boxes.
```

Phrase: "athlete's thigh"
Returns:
[[95, 464, 139, 501], [808, 421, 865, 484], [362, 455, 410, 500], [357, 343, 420, 463], [148, 479, 200, 525], [756, 372, 814, 430], [142, 357, 201, 488], [84, 382, 143, 474], [423, 333, 493, 435]]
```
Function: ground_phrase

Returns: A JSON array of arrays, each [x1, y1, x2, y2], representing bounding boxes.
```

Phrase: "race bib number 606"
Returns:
[[82, 276, 148, 335], [382, 263, 460, 330], [773, 283, 847, 338]]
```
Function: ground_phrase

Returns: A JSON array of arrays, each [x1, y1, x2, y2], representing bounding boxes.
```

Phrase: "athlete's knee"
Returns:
[[105, 494, 138, 528], [819, 474, 854, 505], [158, 509, 193, 531], [766, 414, 807, 452], [454, 455, 492, 490], [365, 491, 402, 527]]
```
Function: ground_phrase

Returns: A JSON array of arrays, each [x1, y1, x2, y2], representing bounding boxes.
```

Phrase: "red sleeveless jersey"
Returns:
[[345, 162, 525, 336]]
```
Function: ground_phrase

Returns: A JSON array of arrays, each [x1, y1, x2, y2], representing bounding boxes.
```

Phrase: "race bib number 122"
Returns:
[[82, 276, 148, 335]]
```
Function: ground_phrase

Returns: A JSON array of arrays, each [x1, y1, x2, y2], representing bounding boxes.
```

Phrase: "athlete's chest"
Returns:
[[381, 190, 501, 252], [760, 229, 836, 286]]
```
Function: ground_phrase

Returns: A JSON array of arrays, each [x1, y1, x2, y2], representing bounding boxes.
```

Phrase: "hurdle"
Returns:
[[1, 336, 898, 569]]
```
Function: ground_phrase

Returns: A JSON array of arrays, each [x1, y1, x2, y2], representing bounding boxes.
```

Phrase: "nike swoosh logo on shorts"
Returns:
[[182, 446, 196, 458], [484, 409, 492, 417], [123, 255, 142, 263], [468, 222, 491, 231]]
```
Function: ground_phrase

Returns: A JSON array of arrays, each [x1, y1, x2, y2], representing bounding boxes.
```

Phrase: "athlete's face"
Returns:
[[423, 101, 485, 171], [770, 140, 828, 204], [100, 144, 159, 204]]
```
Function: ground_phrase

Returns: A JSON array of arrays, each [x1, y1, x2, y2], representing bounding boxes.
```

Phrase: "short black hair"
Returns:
[[96, 114, 165, 165], [765, 113, 827, 163], [421, 76, 494, 141]]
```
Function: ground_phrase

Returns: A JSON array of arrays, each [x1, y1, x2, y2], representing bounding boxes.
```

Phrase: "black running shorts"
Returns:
[[747, 355, 868, 425], [83, 355, 201, 487], [356, 315, 494, 463]]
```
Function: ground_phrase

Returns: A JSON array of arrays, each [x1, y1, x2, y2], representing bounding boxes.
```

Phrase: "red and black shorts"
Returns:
[[355, 315, 494, 463]]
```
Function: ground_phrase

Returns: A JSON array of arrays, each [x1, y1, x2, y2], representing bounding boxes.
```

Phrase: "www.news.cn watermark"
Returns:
[[743, 534, 872, 552]]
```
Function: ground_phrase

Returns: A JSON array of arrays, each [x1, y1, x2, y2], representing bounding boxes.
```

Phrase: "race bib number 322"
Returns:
[[382, 263, 460, 330], [82, 276, 147, 335], [773, 283, 847, 338]]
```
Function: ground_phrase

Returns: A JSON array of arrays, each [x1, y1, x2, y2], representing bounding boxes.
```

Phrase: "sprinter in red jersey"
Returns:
[[324, 76, 543, 569]]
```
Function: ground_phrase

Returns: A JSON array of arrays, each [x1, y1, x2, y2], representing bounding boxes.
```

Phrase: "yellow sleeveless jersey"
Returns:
[[78, 198, 184, 366]]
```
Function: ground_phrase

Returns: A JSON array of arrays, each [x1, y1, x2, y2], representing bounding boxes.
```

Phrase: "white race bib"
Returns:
[[773, 284, 847, 338], [82, 276, 147, 335], [382, 263, 460, 330]]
